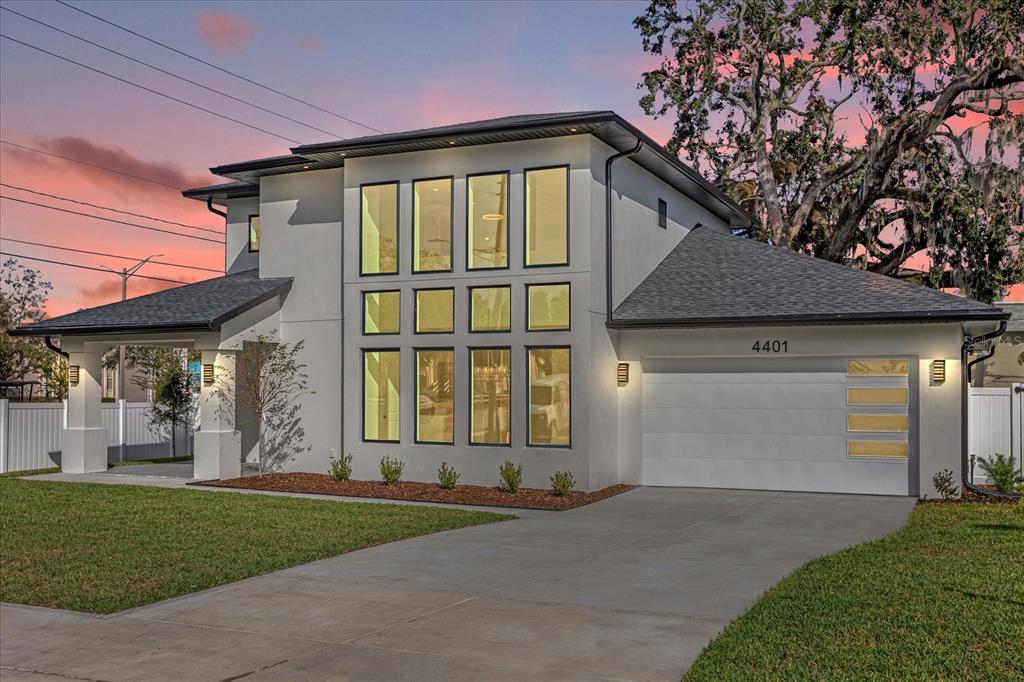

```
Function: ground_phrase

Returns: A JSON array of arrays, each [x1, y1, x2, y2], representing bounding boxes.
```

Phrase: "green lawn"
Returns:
[[0, 477, 510, 613], [686, 502, 1024, 681]]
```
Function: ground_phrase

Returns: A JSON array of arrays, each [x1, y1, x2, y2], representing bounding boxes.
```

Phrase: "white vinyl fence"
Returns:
[[967, 384, 1023, 481], [0, 399, 191, 473]]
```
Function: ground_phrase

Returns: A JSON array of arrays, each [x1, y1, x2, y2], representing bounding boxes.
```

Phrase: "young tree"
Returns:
[[635, 0, 1023, 302], [0, 257, 53, 383]]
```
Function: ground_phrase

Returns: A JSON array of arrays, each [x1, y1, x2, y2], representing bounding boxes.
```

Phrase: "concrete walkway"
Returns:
[[0, 486, 915, 681]]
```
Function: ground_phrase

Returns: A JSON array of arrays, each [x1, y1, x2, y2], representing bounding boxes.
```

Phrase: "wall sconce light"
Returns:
[[202, 364, 215, 386], [68, 365, 80, 385], [617, 362, 629, 386], [931, 359, 946, 384]]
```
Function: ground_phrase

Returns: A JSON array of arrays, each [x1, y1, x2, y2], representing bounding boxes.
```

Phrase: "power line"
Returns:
[[55, 0, 384, 135], [0, 33, 303, 144], [0, 252, 189, 284], [0, 237, 223, 274], [0, 139, 185, 191], [0, 6, 343, 140], [0, 195, 224, 244], [0, 183, 223, 234]]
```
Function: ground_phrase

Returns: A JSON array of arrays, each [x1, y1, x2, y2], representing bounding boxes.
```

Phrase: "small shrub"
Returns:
[[550, 470, 576, 497], [498, 460, 523, 493], [328, 452, 353, 481], [379, 456, 405, 485], [931, 469, 959, 500], [437, 461, 460, 489], [977, 454, 1017, 494]]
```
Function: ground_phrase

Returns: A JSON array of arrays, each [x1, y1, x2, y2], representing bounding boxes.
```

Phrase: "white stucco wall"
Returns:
[[224, 196, 259, 274]]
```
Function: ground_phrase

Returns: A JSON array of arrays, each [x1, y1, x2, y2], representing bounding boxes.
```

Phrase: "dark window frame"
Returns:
[[247, 214, 260, 253], [361, 289, 401, 336], [523, 164, 570, 269], [413, 286, 456, 335], [468, 284, 512, 333], [658, 198, 667, 229], [466, 170, 511, 272], [361, 347, 402, 443], [414, 346, 456, 445], [468, 345, 513, 448], [525, 281, 572, 332], [525, 345, 572, 449], [359, 180, 400, 277], [411, 175, 455, 274]]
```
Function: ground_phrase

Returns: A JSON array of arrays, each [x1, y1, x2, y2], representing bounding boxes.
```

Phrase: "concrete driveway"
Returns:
[[0, 487, 914, 682]]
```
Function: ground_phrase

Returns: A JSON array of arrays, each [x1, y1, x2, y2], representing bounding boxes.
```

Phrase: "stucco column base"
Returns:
[[61, 428, 108, 473], [194, 430, 241, 480]]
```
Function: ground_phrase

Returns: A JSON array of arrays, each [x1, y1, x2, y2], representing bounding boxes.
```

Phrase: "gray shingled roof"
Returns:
[[609, 227, 1008, 327], [11, 269, 291, 336]]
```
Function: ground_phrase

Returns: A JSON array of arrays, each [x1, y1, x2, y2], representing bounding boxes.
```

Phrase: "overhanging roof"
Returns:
[[181, 181, 258, 202], [10, 269, 291, 337], [609, 227, 1009, 328]]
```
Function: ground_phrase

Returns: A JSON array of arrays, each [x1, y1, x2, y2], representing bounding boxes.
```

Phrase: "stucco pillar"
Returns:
[[62, 351, 107, 473], [193, 349, 241, 480]]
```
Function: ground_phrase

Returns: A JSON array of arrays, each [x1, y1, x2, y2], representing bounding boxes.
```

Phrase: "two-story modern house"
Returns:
[[13, 111, 1008, 497]]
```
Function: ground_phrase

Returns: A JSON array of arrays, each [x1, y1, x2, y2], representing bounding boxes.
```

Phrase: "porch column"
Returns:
[[62, 351, 107, 473], [193, 349, 241, 480]]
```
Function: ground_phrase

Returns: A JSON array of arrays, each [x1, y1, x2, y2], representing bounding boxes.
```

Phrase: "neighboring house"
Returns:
[[11, 112, 1008, 497], [970, 301, 1023, 388]]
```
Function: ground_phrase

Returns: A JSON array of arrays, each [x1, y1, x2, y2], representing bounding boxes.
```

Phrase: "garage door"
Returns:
[[641, 357, 915, 495]]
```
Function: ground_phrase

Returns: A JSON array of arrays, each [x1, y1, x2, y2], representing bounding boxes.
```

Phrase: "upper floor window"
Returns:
[[467, 172, 509, 270], [248, 215, 260, 252], [470, 286, 511, 332], [525, 166, 568, 267], [363, 290, 400, 334], [415, 288, 455, 333], [526, 283, 570, 331], [361, 182, 398, 275], [413, 177, 452, 272], [658, 198, 667, 229]]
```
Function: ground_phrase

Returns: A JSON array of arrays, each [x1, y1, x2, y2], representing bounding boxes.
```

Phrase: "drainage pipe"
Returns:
[[605, 139, 644, 324], [44, 336, 68, 359], [205, 198, 227, 219]]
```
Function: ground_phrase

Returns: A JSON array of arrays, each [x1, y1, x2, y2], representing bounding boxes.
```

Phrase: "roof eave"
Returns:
[[606, 309, 1011, 329]]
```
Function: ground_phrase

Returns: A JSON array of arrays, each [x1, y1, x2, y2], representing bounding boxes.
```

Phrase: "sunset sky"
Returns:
[[1, 0, 1019, 317]]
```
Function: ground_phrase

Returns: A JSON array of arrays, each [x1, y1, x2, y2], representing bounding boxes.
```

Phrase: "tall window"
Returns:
[[470, 286, 511, 332], [528, 347, 570, 446], [413, 177, 452, 272], [526, 283, 570, 331], [467, 172, 508, 270], [248, 215, 260, 252], [415, 288, 454, 333], [470, 348, 511, 445], [363, 290, 400, 334], [416, 349, 454, 443], [363, 350, 400, 442], [361, 183, 398, 275], [525, 166, 568, 266]]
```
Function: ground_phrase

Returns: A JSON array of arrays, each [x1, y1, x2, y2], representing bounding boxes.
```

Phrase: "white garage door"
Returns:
[[641, 357, 915, 496]]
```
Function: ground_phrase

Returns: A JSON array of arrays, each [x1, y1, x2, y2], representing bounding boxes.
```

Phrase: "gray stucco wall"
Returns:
[[225, 196, 259, 275]]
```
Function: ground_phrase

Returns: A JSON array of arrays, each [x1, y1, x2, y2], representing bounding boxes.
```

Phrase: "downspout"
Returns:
[[206, 198, 227, 219], [45, 336, 68, 359], [605, 139, 644, 324], [206, 197, 228, 276], [960, 320, 1015, 498]]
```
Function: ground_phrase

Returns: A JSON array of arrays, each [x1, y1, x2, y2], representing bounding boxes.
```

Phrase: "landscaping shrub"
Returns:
[[328, 452, 353, 481], [498, 460, 523, 493], [931, 469, 959, 500], [550, 470, 575, 496], [379, 456, 405, 485], [437, 461, 460, 489], [977, 454, 1017, 494]]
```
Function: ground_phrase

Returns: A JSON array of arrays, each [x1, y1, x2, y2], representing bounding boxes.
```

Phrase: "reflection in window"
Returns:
[[415, 289, 454, 333], [470, 348, 511, 445], [525, 167, 567, 266], [526, 283, 570, 330], [361, 183, 398, 274], [470, 286, 511, 332], [468, 173, 508, 269], [363, 291, 400, 334], [363, 350, 400, 441], [413, 178, 452, 272], [528, 347, 570, 446], [416, 349, 454, 443], [847, 359, 909, 376], [248, 215, 260, 252]]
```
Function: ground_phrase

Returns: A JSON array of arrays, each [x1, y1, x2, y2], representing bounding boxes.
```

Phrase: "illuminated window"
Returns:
[[847, 359, 909, 376], [470, 286, 511, 332], [103, 366, 116, 400], [248, 215, 260, 252], [525, 166, 568, 266], [413, 177, 452, 272], [416, 349, 454, 444], [415, 288, 454, 333], [847, 414, 909, 433], [528, 347, 570, 446], [848, 440, 909, 458], [363, 291, 400, 334], [361, 182, 398, 274], [526, 283, 570, 331], [470, 348, 511, 445], [363, 350, 400, 442], [847, 387, 908, 405], [467, 172, 508, 270]]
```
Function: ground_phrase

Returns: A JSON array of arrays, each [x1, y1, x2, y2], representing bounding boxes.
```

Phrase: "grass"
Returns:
[[0, 467, 60, 478], [685, 502, 1024, 681], [0, 477, 510, 613]]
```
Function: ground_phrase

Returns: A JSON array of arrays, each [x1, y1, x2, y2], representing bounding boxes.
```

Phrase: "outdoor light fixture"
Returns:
[[931, 359, 946, 384], [68, 365, 80, 385], [202, 364, 215, 386], [617, 362, 629, 386]]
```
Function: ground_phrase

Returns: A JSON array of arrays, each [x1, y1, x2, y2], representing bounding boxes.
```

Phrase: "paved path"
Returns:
[[0, 486, 915, 681]]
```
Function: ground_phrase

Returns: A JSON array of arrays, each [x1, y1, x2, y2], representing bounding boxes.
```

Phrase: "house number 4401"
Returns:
[[752, 339, 788, 353]]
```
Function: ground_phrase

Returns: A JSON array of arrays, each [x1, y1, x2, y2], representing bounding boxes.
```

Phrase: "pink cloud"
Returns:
[[298, 35, 320, 51], [194, 12, 254, 53]]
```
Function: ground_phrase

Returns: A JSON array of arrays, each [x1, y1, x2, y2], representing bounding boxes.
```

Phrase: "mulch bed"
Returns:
[[199, 473, 633, 511], [919, 484, 1022, 505]]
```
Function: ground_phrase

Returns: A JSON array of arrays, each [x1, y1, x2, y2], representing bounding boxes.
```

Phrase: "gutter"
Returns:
[[44, 336, 68, 359], [606, 310, 1010, 329], [605, 138, 644, 324]]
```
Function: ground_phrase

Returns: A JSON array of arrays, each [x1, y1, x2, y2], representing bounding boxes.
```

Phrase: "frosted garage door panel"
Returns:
[[643, 381, 848, 409], [642, 407, 846, 436]]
